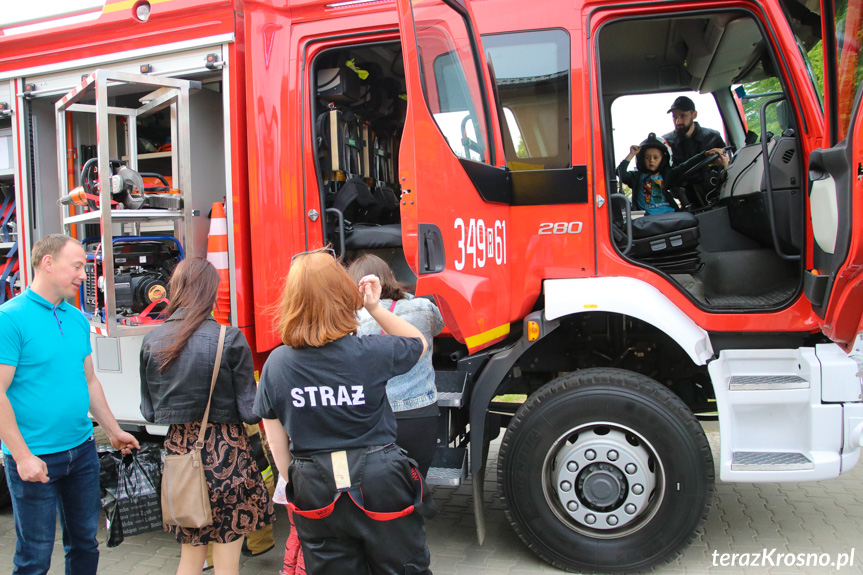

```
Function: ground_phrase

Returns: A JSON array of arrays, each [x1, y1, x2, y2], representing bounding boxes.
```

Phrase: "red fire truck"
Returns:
[[0, 0, 861, 570]]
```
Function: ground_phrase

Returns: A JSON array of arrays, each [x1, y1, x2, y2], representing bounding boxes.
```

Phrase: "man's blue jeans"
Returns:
[[4, 436, 101, 575]]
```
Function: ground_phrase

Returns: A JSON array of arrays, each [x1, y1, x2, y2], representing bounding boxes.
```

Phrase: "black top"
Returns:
[[663, 122, 726, 167], [253, 334, 423, 456], [140, 311, 259, 425], [616, 152, 706, 212]]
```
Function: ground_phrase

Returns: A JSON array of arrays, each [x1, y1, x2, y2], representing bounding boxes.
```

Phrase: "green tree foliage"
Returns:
[[516, 137, 528, 158], [739, 40, 826, 142]]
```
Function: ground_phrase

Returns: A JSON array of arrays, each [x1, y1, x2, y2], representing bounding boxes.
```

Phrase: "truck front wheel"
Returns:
[[498, 368, 714, 572]]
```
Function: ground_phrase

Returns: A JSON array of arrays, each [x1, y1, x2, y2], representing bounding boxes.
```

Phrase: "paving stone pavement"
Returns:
[[2, 424, 862, 574]]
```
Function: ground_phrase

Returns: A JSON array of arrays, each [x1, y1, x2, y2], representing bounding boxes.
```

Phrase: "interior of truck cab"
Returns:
[[598, 9, 810, 311], [310, 43, 417, 281]]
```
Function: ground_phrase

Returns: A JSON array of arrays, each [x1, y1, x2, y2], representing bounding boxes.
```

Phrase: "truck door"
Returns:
[[804, 0, 863, 344], [396, 0, 513, 353]]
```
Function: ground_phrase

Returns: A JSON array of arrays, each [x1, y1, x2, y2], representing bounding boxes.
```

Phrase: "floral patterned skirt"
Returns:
[[163, 422, 276, 545]]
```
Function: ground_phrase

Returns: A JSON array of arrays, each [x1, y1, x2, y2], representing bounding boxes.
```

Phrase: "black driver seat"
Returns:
[[613, 203, 702, 273]]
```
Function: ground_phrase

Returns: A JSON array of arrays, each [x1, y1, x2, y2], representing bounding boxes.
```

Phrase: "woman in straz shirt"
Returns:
[[254, 248, 433, 575]]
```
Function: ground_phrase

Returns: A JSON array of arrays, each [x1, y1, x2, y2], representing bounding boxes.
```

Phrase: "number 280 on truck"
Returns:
[[0, 0, 861, 570]]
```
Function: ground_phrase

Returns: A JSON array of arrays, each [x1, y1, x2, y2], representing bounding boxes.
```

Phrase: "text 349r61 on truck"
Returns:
[[0, 0, 861, 571]]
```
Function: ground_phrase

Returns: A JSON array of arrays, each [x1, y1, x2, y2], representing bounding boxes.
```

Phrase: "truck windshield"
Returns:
[[414, 0, 492, 164], [830, 0, 862, 141], [482, 30, 571, 170], [781, 0, 863, 141], [778, 0, 824, 109]]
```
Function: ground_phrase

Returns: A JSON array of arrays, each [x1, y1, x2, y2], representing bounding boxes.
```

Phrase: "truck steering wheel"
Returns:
[[679, 152, 722, 182]]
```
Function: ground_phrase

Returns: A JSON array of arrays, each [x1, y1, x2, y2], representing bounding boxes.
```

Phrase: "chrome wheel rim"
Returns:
[[542, 422, 664, 538]]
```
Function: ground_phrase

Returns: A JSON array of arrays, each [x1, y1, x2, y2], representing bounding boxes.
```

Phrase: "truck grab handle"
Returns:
[[610, 193, 633, 255]]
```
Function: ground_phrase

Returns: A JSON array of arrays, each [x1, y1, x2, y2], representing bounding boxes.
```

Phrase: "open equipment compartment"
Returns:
[[56, 70, 198, 336]]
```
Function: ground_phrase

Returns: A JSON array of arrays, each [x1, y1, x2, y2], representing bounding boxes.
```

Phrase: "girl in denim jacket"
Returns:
[[348, 254, 445, 477]]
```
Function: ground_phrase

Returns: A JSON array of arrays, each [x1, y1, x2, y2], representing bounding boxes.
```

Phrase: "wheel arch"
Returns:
[[469, 278, 716, 476], [544, 277, 714, 365]]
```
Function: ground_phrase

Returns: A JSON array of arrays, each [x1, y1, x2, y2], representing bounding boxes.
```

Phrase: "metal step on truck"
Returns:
[[0, 0, 862, 571]]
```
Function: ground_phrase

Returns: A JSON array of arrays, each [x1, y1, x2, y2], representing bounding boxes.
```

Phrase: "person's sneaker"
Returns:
[[241, 539, 275, 557]]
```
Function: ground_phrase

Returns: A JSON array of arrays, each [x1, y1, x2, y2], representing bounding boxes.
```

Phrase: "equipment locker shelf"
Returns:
[[64, 209, 184, 226], [56, 70, 199, 337], [0, 125, 17, 303]]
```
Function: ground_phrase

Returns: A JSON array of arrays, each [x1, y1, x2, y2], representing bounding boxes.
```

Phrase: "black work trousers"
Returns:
[[289, 444, 432, 575], [396, 414, 439, 478]]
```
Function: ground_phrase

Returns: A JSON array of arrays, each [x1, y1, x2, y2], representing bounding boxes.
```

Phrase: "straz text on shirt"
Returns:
[[291, 385, 366, 407]]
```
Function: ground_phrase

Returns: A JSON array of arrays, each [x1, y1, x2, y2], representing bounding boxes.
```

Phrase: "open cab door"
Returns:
[[804, 0, 863, 345], [396, 0, 512, 353]]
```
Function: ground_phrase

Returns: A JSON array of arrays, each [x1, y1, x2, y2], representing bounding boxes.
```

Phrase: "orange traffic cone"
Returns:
[[207, 201, 231, 325]]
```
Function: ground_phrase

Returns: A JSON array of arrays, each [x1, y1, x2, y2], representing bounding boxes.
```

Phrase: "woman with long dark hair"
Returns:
[[255, 249, 433, 575], [140, 258, 274, 575]]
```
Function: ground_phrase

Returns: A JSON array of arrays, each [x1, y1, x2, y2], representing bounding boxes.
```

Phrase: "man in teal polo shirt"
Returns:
[[0, 234, 139, 575]]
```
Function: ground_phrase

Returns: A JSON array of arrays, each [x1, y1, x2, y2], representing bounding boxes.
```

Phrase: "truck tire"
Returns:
[[0, 456, 11, 508], [498, 368, 714, 573]]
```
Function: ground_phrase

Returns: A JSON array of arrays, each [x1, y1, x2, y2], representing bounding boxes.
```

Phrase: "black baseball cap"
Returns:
[[667, 96, 696, 113]]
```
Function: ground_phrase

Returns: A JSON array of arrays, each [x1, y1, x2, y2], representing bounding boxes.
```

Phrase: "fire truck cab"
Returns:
[[0, 0, 861, 571]]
